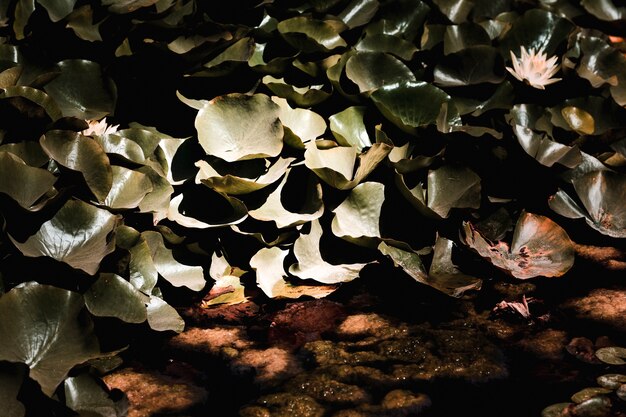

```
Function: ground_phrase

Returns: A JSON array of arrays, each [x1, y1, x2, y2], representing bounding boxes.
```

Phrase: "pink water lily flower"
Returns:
[[82, 117, 119, 136], [506, 46, 561, 90]]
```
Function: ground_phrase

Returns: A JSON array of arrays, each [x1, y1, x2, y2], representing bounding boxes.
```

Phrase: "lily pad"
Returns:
[[549, 170, 626, 238], [433, 0, 473, 23], [581, 0, 626, 21], [0, 151, 56, 208], [263, 76, 332, 107], [337, 0, 379, 29], [272, 97, 326, 146], [443, 23, 491, 55], [44, 60, 116, 120], [146, 295, 184, 332], [251, 247, 337, 299], [331, 182, 384, 247], [0, 282, 101, 396], [10, 199, 120, 275], [355, 34, 418, 61], [37, 0, 76, 22], [571, 387, 613, 404], [205, 252, 246, 306], [66, 5, 103, 42], [597, 374, 626, 389], [181, 93, 283, 162], [289, 219, 370, 284], [166, 187, 248, 229], [40, 130, 112, 202], [595, 347, 626, 365], [365, 0, 430, 41], [499, 9, 574, 56], [434, 46, 504, 87], [277, 16, 347, 53], [0, 86, 63, 121], [329, 106, 372, 152], [84, 273, 148, 323], [371, 81, 456, 133], [345, 52, 416, 93], [103, 165, 153, 209], [102, 0, 159, 14], [463, 211, 575, 279], [248, 167, 324, 229], [64, 373, 127, 417]]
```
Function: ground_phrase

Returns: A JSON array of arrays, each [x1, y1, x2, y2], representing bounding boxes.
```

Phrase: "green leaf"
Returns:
[[36, 0, 76, 22], [272, 97, 326, 147], [196, 157, 294, 195], [102, 0, 159, 14], [0, 363, 26, 417], [550, 171, 626, 238], [371, 81, 455, 133], [262, 76, 332, 107], [103, 166, 153, 209], [44, 60, 117, 120], [66, 5, 103, 42], [396, 165, 481, 219], [433, 0, 473, 23], [93, 133, 146, 164], [10, 200, 120, 275], [575, 36, 626, 106], [453, 81, 514, 116], [443, 23, 491, 55], [561, 106, 595, 135], [581, 0, 625, 21], [137, 166, 174, 223], [338, 0, 379, 29], [346, 52, 416, 93], [0, 86, 63, 121], [248, 167, 324, 229], [205, 252, 246, 306], [0, 66, 23, 89], [14, 0, 35, 40], [40, 130, 113, 202], [251, 247, 337, 299], [434, 46, 504, 87], [355, 34, 418, 61], [85, 273, 148, 323], [499, 9, 574, 56], [146, 295, 184, 332], [365, 0, 430, 41], [0, 282, 101, 396], [142, 231, 205, 291], [183, 93, 283, 162], [64, 373, 127, 417], [203, 37, 255, 69], [571, 387, 613, 404], [331, 182, 384, 247], [463, 211, 575, 279], [166, 187, 248, 229], [277, 17, 347, 53], [548, 96, 622, 136], [0, 152, 56, 208], [289, 219, 370, 284], [329, 106, 372, 152], [597, 374, 626, 389], [541, 403, 572, 417]]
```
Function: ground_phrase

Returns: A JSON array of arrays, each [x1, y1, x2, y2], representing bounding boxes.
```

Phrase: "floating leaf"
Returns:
[[597, 374, 626, 389], [371, 81, 455, 133], [561, 106, 595, 135], [571, 387, 613, 404], [44, 60, 116, 120], [41, 130, 112, 202], [84, 273, 148, 323], [0, 86, 62, 121], [146, 295, 184, 332], [0, 152, 56, 208], [463, 211, 575, 279], [329, 106, 372, 152], [549, 170, 626, 238], [548, 96, 622, 136], [575, 36, 626, 106], [499, 9, 574, 56], [433, 0, 473, 23], [595, 347, 626, 365], [581, 0, 625, 21], [304, 139, 392, 190], [102, 0, 159, 14], [541, 403, 572, 417], [196, 157, 294, 195], [166, 187, 248, 229], [66, 5, 103, 42], [355, 34, 418, 61], [181, 93, 283, 162], [37, 0, 76, 22], [365, 0, 430, 41], [94, 133, 146, 164], [443, 23, 491, 55], [345, 52, 416, 93], [249, 168, 324, 229], [338, 0, 379, 29], [203, 37, 255, 69], [397, 165, 481, 219], [10, 200, 120, 275], [272, 97, 326, 146], [277, 16, 347, 53], [204, 252, 246, 306], [434, 46, 504, 87], [103, 166, 153, 209], [65, 373, 127, 417], [331, 182, 384, 247], [263, 76, 331, 107], [0, 282, 101, 396], [142, 231, 205, 291], [251, 247, 337, 299], [289, 219, 370, 284]]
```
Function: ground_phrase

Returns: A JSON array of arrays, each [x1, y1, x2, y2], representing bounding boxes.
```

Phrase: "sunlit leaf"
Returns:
[[331, 182, 384, 247], [289, 219, 370, 284], [41, 130, 113, 201], [345, 52, 416, 93], [571, 387, 613, 404], [277, 16, 347, 53], [549, 170, 626, 238], [0, 86, 62, 121], [0, 282, 101, 396], [204, 37, 255, 69], [338, 0, 379, 29], [146, 295, 184, 332], [355, 34, 418, 61], [371, 81, 455, 133], [103, 166, 153, 209], [329, 106, 371, 152], [84, 273, 148, 323], [581, 0, 625, 21], [365, 0, 429, 41], [499, 9, 574, 56], [595, 347, 626, 365], [433, 0, 473, 23], [44, 60, 116, 120], [14, 0, 35, 40], [463, 211, 575, 279], [102, 0, 159, 14], [204, 252, 246, 306], [10, 199, 120, 275], [272, 97, 326, 146], [0, 152, 56, 208], [65, 373, 127, 417], [166, 187, 248, 229], [143, 231, 205, 291], [249, 167, 324, 229], [66, 5, 103, 42], [181, 92, 283, 162], [251, 247, 337, 299], [37, 0, 76, 22], [263, 75, 331, 107]]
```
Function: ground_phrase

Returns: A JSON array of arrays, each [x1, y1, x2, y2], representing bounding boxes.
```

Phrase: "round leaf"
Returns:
[[0, 282, 101, 396], [345, 52, 416, 93], [596, 347, 626, 365], [277, 17, 347, 52], [0, 152, 56, 209], [103, 166, 153, 209], [84, 273, 148, 323]]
